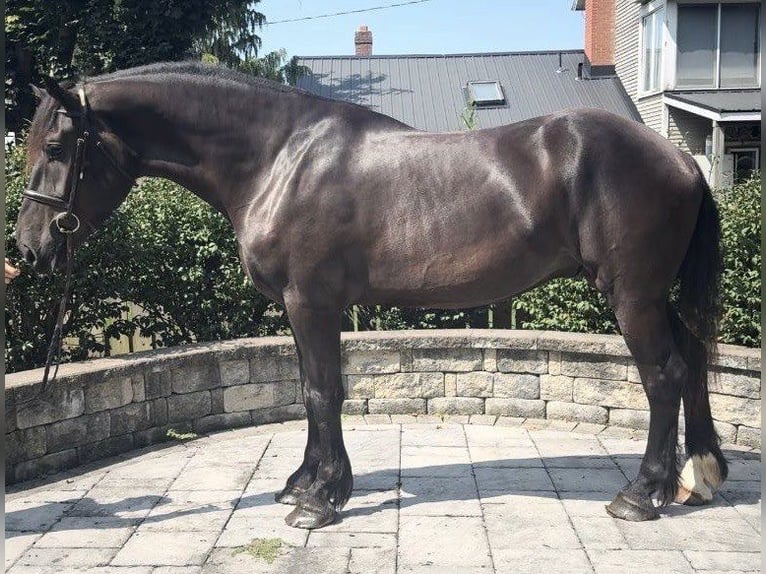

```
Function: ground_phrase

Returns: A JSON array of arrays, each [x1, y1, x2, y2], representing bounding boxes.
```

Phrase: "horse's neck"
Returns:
[[90, 77, 309, 214]]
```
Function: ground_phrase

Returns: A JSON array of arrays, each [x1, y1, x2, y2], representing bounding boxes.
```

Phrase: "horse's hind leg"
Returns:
[[277, 296, 353, 529], [668, 311, 728, 505], [606, 300, 684, 521]]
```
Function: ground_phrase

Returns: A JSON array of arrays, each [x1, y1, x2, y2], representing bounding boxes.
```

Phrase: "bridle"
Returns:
[[20, 86, 137, 393]]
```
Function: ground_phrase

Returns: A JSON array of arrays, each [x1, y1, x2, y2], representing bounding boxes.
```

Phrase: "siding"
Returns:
[[615, 0, 665, 133], [637, 94, 664, 133], [667, 107, 711, 154], [615, 0, 640, 102]]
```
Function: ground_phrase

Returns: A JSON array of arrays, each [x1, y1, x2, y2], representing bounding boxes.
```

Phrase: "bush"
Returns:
[[716, 174, 761, 347]]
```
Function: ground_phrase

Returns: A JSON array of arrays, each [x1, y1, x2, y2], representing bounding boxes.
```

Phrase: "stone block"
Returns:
[[167, 391, 212, 422], [573, 378, 647, 409], [342, 350, 400, 374], [251, 404, 306, 425], [412, 348, 483, 372], [493, 373, 539, 399], [400, 349, 414, 372], [348, 373, 444, 399], [222, 381, 295, 413], [709, 394, 760, 427], [13, 449, 78, 482], [485, 398, 545, 418], [456, 372, 494, 397], [133, 426, 172, 448], [548, 351, 562, 375], [130, 375, 146, 403], [713, 420, 737, 445], [193, 412, 252, 434], [608, 408, 650, 430], [17, 386, 85, 429], [427, 397, 485, 415], [483, 349, 498, 372], [219, 359, 249, 387], [171, 363, 220, 393], [110, 402, 152, 435], [627, 364, 641, 383], [78, 435, 134, 464], [735, 425, 760, 449], [85, 376, 132, 413], [6, 426, 47, 464], [210, 387, 224, 414], [540, 375, 574, 401], [368, 398, 426, 415], [342, 400, 368, 415], [149, 398, 168, 426], [250, 353, 299, 383], [445, 373, 457, 397], [145, 370, 172, 399], [561, 353, 627, 380], [46, 412, 110, 453], [497, 350, 548, 374], [546, 401, 608, 424], [708, 370, 760, 399]]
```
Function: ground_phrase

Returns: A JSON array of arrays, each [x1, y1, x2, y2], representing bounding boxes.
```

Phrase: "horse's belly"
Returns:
[[362, 238, 576, 308]]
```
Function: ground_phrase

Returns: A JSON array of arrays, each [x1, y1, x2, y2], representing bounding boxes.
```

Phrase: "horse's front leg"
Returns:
[[276, 297, 353, 529]]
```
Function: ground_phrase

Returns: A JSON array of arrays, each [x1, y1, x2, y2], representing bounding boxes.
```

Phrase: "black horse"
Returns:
[[15, 62, 727, 529]]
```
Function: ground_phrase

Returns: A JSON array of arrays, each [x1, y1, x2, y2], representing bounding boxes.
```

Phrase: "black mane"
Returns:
[[88, 61, 310, 97]]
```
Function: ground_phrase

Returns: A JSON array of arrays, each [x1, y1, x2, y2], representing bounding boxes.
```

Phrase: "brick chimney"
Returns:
[[581, 0, 615, 77], [354, 25, 372, 56]]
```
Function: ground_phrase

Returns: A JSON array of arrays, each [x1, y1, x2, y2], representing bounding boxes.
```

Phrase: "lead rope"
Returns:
[[40, 233, 75, 392]]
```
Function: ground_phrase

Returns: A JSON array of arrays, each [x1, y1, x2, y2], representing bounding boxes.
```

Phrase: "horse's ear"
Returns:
[[41, 76, 81, 114]]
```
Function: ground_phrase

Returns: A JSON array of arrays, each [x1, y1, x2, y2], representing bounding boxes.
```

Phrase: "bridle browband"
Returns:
[[19, 86, 138, 396]]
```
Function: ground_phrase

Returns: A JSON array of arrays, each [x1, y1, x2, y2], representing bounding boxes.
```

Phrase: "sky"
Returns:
[[257, 0, 585, 58]]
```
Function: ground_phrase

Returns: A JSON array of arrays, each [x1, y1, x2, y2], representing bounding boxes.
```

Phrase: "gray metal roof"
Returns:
[[665, 90, 760, 114], [295, 51, 641, 132]]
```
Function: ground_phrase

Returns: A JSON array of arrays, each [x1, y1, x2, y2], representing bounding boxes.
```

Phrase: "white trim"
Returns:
[[639, 6, 666, 95], [664, 95, 761, 121], [664, 2, 678, 91]]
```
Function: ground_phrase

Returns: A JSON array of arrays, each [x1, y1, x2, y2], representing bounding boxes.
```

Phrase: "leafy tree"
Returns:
[[5, 0, 265, 131]]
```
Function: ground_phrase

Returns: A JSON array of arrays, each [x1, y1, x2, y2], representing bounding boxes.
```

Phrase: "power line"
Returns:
[[265, 0, 434, 25]]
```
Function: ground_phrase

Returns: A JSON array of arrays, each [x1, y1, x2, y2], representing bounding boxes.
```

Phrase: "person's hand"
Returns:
[[5, 259, 20, 284]]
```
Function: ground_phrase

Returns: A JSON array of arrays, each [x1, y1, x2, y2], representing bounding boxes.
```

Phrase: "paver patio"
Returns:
[[5, 416, 761, 573]]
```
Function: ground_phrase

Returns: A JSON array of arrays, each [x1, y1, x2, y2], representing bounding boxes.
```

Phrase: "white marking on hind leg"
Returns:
[[675, 453, 723, 504]]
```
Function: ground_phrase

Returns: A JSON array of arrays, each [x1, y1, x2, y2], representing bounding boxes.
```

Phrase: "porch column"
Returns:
[[710, 120, 725, 189]]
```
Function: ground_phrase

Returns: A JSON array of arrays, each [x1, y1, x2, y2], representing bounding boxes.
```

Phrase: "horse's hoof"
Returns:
[[284, 503, 337, 529], [605, 492, 659, 522], [674, 486, 708, 506], [275, 486, 303, 506]]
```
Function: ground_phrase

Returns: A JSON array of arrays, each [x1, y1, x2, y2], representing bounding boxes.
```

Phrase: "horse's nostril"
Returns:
[[23, 247, 37, 267]]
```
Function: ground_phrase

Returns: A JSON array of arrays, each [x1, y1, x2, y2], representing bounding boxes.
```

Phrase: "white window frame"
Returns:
[[466, 81, 506, 106], [672, 0, 762, 90], [639, 3, 666, 97]]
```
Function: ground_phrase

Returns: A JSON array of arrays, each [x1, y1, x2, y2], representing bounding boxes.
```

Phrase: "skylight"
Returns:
[[466, 81, 505, 105]]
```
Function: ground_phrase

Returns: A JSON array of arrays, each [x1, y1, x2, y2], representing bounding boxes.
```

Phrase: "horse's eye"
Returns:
[[46, 143, 63, 160]]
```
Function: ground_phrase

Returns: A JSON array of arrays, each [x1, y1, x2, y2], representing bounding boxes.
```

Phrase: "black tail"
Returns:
[[670, 185, 727, 480]]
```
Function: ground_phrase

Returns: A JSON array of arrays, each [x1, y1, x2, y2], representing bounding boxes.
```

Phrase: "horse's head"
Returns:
[[15, 78, 137, 274]]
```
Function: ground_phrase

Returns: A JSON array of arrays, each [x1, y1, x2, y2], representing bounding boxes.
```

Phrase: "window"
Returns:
[[677, 3, 760, 89], [466, 81, 505, 106], [731, 148, 759, 183], [641, 8, 665, 93]]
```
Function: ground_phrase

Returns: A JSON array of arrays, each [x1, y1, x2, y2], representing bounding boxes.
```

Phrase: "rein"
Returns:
[[19, 87, 137, 397]]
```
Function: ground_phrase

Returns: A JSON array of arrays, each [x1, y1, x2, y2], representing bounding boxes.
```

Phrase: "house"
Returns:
[[295, 27, 641, 134], [573, 0, 761, 187]]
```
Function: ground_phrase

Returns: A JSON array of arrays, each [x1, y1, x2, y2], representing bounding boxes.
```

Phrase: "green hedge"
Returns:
[[5, 139, 760, 373]]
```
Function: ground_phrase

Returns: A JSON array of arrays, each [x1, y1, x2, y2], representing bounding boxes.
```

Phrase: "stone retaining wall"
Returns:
[[5, 330, 761, 484]]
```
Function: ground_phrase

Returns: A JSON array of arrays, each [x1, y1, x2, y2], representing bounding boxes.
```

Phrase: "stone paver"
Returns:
[[4, 419, 761, 573]]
